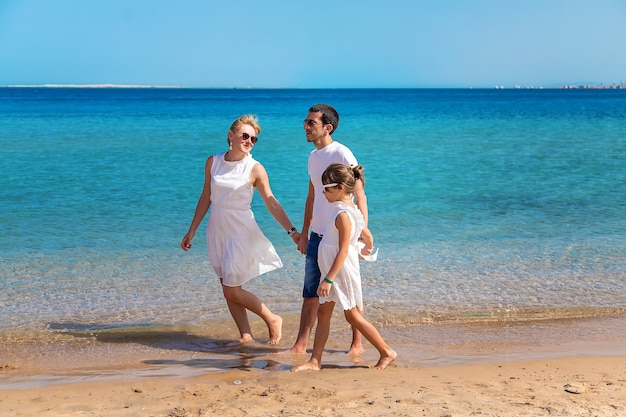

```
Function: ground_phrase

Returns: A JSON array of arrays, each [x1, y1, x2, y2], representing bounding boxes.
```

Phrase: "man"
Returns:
[[284, 104, 369, 355]]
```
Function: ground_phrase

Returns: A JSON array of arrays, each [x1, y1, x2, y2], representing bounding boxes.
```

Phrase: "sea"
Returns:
[[1, 87, 625, 383]]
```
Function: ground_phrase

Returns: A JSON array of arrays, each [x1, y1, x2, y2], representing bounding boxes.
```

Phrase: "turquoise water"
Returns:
[[1, 88, 625, 339]]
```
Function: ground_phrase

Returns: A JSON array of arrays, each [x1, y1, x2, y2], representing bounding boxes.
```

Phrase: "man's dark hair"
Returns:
[[309, 104, 339, 134]]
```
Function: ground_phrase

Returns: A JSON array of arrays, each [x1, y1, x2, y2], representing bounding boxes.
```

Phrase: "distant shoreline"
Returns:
[[2, 83, 625, 90], [3, 84, 182, 89]]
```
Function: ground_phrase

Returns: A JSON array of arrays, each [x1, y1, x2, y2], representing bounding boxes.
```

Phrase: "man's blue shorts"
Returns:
[[302, 232, 323, 298]]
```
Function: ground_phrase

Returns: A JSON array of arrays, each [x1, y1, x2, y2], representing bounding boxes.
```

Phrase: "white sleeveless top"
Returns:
[[206, 152, 282, 286], [317, 202, 365, 310]]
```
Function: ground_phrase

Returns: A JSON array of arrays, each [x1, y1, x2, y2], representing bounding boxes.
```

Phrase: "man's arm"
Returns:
[[353, 178, 368, 227], [297, 180, 315, 254]]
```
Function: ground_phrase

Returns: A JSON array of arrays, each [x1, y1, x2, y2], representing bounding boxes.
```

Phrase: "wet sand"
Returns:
[[2, 316, 626, 416]]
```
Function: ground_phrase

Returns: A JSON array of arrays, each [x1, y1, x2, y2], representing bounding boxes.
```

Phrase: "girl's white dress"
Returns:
[[206, 152, 282, 287], [318, 201, 364, 310]]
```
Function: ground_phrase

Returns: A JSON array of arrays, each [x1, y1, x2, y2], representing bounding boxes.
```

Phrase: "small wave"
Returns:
[[364, 305, 626, 327]]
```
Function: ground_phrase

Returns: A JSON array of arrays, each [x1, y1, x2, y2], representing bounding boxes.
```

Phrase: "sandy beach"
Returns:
[[1, 355, 625, 417], [3, 86, 626, 416], [2, 316, 626, 417]]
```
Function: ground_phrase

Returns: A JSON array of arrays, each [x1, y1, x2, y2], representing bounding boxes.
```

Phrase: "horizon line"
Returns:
[[2, 82, 624, 90]]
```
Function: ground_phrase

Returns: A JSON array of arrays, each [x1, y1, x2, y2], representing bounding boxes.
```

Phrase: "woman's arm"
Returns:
[[181, 156, 213, 251], [252, 163, 301, 244]]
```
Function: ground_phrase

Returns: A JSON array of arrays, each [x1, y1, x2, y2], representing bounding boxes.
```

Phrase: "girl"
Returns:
[[292, 163, 397, 371]]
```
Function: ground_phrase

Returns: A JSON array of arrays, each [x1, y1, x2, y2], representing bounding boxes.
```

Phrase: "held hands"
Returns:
[[290, 231, 302, 245], [297, 232, 308, 255]]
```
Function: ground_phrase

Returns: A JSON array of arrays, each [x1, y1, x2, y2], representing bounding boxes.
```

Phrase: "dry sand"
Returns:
[[2, 316, 626, 416], [1, 354, 625, 416]]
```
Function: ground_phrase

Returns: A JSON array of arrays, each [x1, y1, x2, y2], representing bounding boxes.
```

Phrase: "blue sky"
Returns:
[[1, 0, 624, 88]]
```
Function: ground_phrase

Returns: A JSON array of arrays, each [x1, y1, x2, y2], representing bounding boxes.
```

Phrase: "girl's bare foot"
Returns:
[[291, 360, 321, 372], [374, 350, 397, 370], [267, 315, 282, 345], [347, 345, 364, 356]]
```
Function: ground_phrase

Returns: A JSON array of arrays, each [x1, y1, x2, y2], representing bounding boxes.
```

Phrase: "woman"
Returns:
[[181, 114, 300, 344]]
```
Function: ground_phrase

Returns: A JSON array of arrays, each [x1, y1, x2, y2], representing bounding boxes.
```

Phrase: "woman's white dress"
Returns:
[[318, 202, 364, 310], [206, 152, 282, 287]]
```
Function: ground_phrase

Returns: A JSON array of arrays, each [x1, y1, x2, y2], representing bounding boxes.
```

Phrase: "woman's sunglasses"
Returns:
[[241, 132, 258, 144]]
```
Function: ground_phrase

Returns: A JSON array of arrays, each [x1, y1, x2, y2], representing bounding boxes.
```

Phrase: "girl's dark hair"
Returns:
[[321, 163, 365, 193]]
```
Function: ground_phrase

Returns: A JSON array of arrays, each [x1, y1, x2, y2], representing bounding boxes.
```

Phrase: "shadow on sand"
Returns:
[[46, 321, 369, 372]]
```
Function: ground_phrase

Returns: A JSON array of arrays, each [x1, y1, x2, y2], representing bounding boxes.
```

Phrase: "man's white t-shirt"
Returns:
[[308, 141, 358, 235]]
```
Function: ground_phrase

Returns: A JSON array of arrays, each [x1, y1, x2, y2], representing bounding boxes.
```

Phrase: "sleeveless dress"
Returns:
[[317, 202, 364, 310], [206, 152, 282, 287]]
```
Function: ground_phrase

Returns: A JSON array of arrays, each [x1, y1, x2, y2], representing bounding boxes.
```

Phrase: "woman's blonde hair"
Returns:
[[228, 114, 261, 143]]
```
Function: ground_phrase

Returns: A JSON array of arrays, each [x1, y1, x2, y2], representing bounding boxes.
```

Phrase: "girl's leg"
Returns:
[[292, 301, 335, 372], [347, 305, 364, 355], [344, 308, 397, 370], [222, 284, 282, 344]]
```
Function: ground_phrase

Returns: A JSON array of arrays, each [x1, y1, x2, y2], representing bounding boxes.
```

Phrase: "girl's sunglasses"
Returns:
[[322, 183, 339, 193]]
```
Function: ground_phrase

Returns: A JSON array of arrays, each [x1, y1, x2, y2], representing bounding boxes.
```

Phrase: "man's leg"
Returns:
[[284, 297, 319, 353], [282, 233, 322, 353]]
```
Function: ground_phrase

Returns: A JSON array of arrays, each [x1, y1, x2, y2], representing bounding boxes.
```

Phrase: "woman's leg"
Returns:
[[225, 299, 254, 343], [344, 308, 397, 369], [222, 284, 282, 344], [292, 301, 335, 372], [220, 279, 253, 342]]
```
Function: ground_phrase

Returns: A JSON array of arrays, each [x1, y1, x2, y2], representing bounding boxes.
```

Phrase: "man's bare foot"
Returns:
[[279, 345, 308, 354], [279, 339, 308, 354], [267, 315, 282, 345], [374, 350, 397, 370], [291, 360, 321, 372]]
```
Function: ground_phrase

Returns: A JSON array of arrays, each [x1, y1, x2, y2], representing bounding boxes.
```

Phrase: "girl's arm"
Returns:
[[252, 162, 301, 244], [317, 212, 351, 297], [359, 226, 374, 255], [181, 156, 213, 251]]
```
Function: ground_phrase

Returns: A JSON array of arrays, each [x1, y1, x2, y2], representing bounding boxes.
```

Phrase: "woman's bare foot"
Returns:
[[238, 334, 254, 344], [267, 314, 282, 345], [291, 360, 321, 372], [374, 350, 397, 370]]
